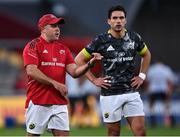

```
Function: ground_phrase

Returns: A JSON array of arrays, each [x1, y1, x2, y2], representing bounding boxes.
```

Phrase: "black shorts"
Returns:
[[149, 92, 167, 103]]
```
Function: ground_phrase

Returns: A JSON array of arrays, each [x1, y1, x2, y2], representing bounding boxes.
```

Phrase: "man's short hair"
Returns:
[[108, 5, 127, 19]]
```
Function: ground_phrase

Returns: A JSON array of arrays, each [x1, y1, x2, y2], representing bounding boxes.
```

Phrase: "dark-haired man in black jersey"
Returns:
[[75, 5, 151, 136]]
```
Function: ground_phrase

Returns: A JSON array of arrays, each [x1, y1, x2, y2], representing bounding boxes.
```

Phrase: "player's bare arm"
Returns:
[[26, 64, 68, 96], [75, 52, 111, 89], [67, 53, 103, 78], [131, 49, 151, 89]]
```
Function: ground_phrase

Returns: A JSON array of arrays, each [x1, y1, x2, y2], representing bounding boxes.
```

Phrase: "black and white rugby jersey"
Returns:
[[83, 30, 148, 96]]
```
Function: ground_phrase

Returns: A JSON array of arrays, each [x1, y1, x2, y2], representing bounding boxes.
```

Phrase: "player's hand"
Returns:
[[92, 76, 111, 89], [52, 80, 68, 96], [131, 76, 144, 90], [89, 53, 103, 64]]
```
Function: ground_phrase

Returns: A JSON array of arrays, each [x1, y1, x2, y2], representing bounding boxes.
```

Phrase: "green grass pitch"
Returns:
[[0, 125, 180, 136]]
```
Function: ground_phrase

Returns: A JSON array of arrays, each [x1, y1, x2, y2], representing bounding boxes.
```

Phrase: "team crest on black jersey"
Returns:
[[122, 41, 135, 51]]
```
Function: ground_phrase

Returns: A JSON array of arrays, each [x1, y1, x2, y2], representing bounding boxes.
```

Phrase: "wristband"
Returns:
[[87, 61, 95, 68], [139, 72, 146, 80]]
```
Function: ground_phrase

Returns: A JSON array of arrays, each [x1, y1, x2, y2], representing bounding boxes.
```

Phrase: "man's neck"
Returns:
[[109, 29, 125, 39]]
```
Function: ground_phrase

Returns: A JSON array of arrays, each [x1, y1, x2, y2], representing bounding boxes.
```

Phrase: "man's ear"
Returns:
[[40, 26, 47, 33], [107, 19, 111, 25], [124, 19, 127, 25]]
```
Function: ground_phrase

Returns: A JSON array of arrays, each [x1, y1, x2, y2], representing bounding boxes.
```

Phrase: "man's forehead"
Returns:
[[111, 11, 125, 16]]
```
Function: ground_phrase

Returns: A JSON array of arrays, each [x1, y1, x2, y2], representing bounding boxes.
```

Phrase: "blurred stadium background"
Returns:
[[0, 0, 180, 136]]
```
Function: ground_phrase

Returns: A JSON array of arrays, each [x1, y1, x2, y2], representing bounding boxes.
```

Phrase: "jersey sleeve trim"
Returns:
[[27, 53, 38, 59], [138, 44, 148, 56], [81, 48, 92, 59]]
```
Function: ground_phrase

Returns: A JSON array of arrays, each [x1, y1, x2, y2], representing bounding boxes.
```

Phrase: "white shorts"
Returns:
[[100, 92, 145, 123], [25, 101, 69, 134]]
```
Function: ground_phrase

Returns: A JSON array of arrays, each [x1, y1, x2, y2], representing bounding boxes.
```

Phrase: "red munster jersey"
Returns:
[[23, 37, 75, 108]]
